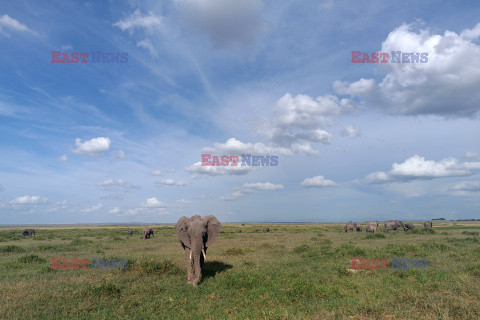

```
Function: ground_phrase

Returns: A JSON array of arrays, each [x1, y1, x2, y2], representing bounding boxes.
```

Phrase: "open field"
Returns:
[[1, 221, 480, 319]]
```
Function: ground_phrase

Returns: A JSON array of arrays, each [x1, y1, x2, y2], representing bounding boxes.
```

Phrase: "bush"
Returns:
[[0, 245, 26, 253], [18, 254, 46, 264]]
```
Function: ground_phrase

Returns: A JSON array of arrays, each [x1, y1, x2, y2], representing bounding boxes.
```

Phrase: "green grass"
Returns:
[[0, 222, 479, 319]]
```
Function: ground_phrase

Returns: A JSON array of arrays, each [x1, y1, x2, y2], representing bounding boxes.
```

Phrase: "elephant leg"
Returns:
[[185, 248, 194, 284]]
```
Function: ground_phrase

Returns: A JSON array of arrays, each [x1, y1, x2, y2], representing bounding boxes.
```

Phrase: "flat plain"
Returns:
[[1, 221, 479, 319]]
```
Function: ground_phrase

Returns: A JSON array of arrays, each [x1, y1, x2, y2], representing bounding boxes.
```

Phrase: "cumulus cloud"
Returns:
[[175, 0, 266, 48], [221, 182, 283, 201], [0, 15, 37, 35], [186, 161, 255, 176], [113, 10, 163, 33], [465, 151, 480, 160], [10, 195, 48, 205], [109, 207, 121, 214], [300, 175, 337, 188], [261, 93, 355, 155], [334, 22, 480, 117], [73, 137, 111, 155], [341, 125, 361, 139], [111, 150, 125, 159], [80, 203, 103, 213], [97, 179, 140, 190], [149, 169, 175, 176], [366, 155, 480, 184], [58, 154, 68, 162], [141, 197, 166, 208], [156, 179, 186, 186], [203, 137, 293, 156]]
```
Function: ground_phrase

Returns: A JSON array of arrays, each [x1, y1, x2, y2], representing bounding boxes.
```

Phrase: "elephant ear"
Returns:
[[175, 216, 191, 248], [203, 215, 221, 248]]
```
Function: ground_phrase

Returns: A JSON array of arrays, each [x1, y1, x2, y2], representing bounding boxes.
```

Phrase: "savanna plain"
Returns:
[[1, 221, 480, 319]]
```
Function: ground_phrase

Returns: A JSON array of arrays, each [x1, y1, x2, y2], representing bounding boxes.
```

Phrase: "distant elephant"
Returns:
[[384, 220, 406, 232], [22, 229, 35, 237], [366, 222, 379, 233], [344, 222, 357, 233], [253, 229, 259, 232], [235, 229, 242, 233], [424, 221, 433, 228], [143, 227, 154, 239], [263, 228, 270, 232], [356, 226, 362, 232], [175, 215, 221, 286], [404, 223, 415, 230]]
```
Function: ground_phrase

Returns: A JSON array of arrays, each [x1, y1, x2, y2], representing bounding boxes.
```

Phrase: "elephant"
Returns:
[[175, 215, 221, 286], [356, 226, 362, 232], [263, 228, 270, 232], [143, 227, 154, 239], [253, 229, 259, 232], [384, 220, 406, 232], [128, 230, 134, 236], [235, 229, 242, 233], [404, 223, 415, 230], [22, 229, 35, 237], [344, 222, 357, 233], [424, 221, 433, 228], [366, 222, 379, 233]]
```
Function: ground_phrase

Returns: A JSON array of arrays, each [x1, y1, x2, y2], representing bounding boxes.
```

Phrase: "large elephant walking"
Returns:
[[143, 227, 154, 239], [344, 222, 357, 233], [384, 220, 406, 232], [366, 222, 379, 233], [175, 215, 221, 286]]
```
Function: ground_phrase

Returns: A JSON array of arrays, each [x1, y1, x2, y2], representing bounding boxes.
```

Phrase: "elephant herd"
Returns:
[[344, 220, 433, 233]]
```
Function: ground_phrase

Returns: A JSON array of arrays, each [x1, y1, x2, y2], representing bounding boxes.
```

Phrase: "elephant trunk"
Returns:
[[191, 241, 205, 287]]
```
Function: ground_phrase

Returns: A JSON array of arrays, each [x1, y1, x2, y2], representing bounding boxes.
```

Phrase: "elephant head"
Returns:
[[175, 215, 221, 286]]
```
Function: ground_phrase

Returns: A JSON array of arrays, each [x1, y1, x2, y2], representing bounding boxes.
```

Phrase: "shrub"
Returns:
[[18, 254, 46, 263]]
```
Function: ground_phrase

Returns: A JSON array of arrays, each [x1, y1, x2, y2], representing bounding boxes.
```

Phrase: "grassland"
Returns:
[[1, 221, 479, 319]]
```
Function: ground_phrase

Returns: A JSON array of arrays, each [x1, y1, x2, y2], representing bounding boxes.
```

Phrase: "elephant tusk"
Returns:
[[202, 248, 206, 260], [189, 251, 192, 260]]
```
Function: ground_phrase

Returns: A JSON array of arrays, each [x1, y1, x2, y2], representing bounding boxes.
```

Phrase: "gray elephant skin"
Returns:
[[404, 223, 415, 230], [22, 229, 35, 237], [175, 215, 221, 286], [143, 227, 154, 239], [384, 220, 406, 232], [366, 222, 379, 233], [344, 222, 357, 233], [424, 221, 433, 228]]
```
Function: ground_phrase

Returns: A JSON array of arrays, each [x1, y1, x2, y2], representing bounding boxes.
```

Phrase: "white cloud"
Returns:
[[186, 161, 255, 176], [97, 179, 140, 190], [203, 137, 293, 156], [112, 150, 125, 159], [341, 125, 361, 139], [113, 10, 163, 33], [137, 39, 158, 57], [221, 182, 283, 201], [156, 179, 186, 186], [109, 207, 121, 214], [10, 195, 48, 205], [80, 203, 103, 213], [175, 0, 266, 48], [58, 154, 68, 162], [176, 199, 191, 204], [300, 175, 337, 188], [335, 22, 480, 117], [261, 93, 355, 155], [72, 137, 111, 155], [141, 197, 166, 208], [465, 151, 480, 160], [0, 15, 37, 35], [149, 169, 175, 176], [366, 155, 480, 184], [61, 44, 72, 50]]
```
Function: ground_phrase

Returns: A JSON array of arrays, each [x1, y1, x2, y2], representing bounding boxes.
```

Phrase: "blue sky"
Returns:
[[1, 0, 480, 224]]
